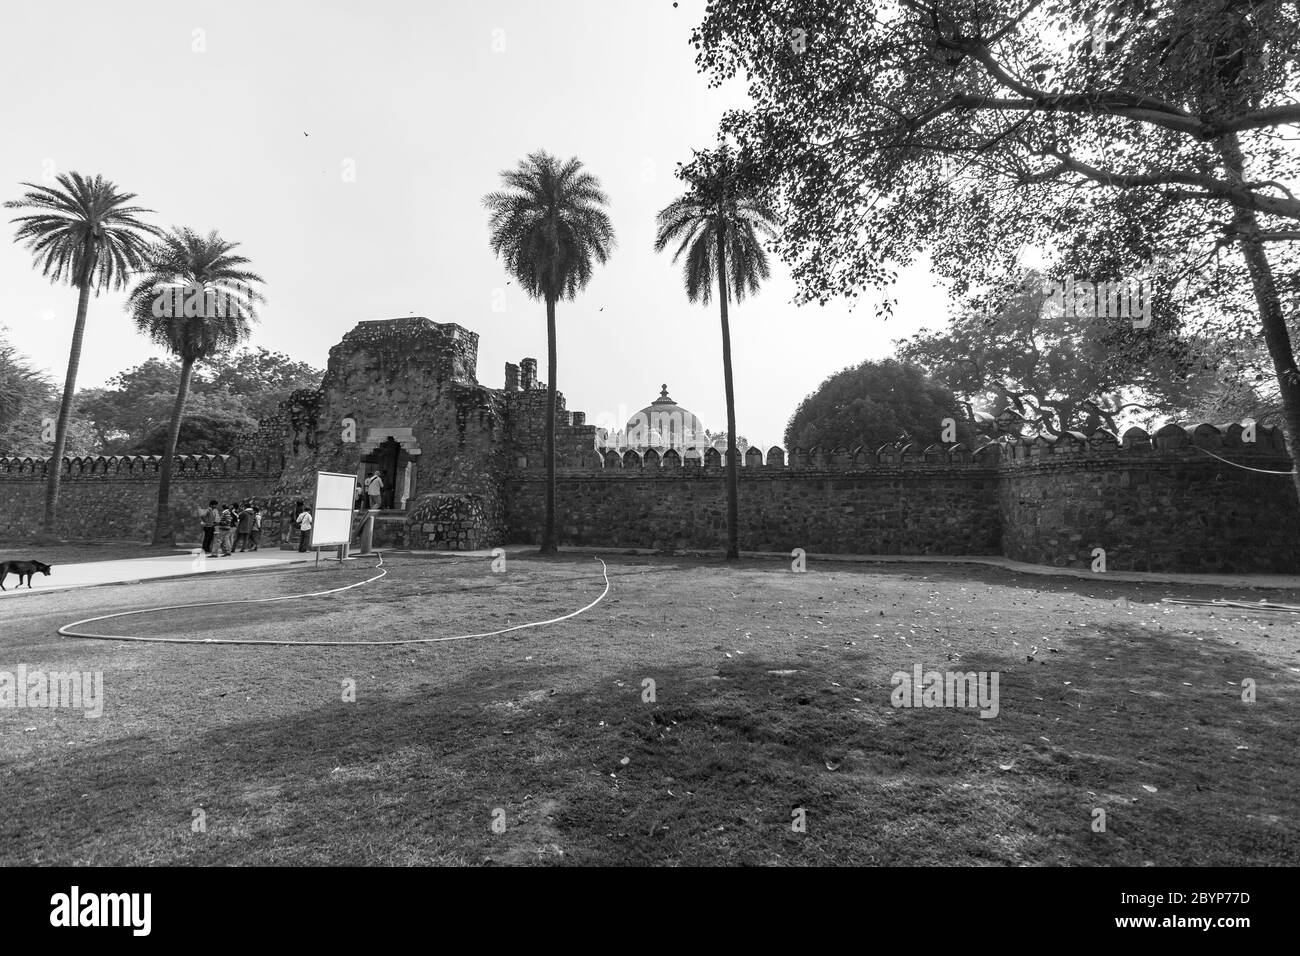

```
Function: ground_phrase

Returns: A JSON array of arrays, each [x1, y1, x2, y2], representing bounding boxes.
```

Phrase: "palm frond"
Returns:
[[653, 148, 781, 307], [6, 172, 160, 290], [483, 151, 615, 302], [124, 227, 263, 364]]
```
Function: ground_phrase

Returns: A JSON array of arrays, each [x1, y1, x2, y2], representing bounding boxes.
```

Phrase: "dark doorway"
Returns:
[[373, 437, 401, 509]]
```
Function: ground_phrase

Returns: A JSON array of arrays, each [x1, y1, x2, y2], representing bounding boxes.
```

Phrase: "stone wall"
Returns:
[[3, 314, 1296, 574], [406, 493, 493, 550], [0, 454, 281, 542], [508, 466, 1001, 554], [998, 424, 1299, 572], [501, 357, 601, 467], [505, 425, 1300, 572]]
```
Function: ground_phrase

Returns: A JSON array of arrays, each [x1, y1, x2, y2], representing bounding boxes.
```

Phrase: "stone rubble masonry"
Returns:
[[0, 453, 281, 541], [504, 424, 1299, 573], [2, 317, 1296, 571]]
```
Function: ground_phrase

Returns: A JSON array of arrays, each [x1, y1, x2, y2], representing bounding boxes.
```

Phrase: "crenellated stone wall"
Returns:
[[504, 424, 1299, 572], [2, 316, 1296, 572], [0, 454, 283, 541], [997, 423, 1298, 572]]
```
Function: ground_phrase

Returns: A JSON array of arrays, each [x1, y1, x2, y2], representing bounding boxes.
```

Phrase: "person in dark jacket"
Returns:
[[235, 503, 255, 551]]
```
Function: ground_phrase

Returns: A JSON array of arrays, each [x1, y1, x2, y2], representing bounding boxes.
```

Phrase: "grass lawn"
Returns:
[[1, 551, 1298, 865]]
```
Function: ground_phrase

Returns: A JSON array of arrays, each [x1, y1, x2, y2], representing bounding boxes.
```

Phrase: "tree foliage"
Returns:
[[896, 268, 1220, 434], [785, 358, 971, 451], [654, 145, 779, 304], [77, 350, 321, 454], [131, 411, 259, 456], [483, 151, 616, 303], [691, 0, 1300, 498], [0, 329, 51, 451]]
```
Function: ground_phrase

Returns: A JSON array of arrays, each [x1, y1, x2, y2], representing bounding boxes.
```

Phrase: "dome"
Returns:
[[623, 384, 709, 451]]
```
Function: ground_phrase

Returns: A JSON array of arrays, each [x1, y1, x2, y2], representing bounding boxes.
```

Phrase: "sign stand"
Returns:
[[308, 471, 358, 570]]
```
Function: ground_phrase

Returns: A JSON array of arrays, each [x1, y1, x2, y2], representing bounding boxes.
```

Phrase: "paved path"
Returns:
[[0, 550, 314, 598]]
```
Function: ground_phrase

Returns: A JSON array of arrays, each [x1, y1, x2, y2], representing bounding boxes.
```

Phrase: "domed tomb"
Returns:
[[622, 384, 709, 452]]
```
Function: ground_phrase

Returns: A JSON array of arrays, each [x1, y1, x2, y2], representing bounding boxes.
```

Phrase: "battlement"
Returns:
[[0, 453, 283, 480], [512, 422, 1290, 472]]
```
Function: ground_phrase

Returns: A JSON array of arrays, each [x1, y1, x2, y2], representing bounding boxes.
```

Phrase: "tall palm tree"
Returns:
[[125, 228, 264, 544], [654, 146, 778, 560], [484, 151, 615, 553], [5, 173, 158, 532]]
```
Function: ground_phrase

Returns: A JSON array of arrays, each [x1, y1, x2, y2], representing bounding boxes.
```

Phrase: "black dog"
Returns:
[[0, 560, 52, 590]]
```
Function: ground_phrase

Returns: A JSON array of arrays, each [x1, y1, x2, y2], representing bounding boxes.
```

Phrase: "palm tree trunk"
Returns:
[[716, 233, 740, 560], [1218, 134, 1300, 509], [153, 357, 194, 545], [43, 280, 92, 534], [540, 294, 559, 554]]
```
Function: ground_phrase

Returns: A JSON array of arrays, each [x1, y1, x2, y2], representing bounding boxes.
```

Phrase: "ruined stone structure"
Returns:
[[3, 316, 1298, 572], [253, 316, 598, 550]]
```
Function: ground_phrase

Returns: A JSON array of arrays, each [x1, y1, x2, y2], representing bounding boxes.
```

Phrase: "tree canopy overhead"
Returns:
[[692, 0, 1300, 500], [691, 0, 1300, 303]]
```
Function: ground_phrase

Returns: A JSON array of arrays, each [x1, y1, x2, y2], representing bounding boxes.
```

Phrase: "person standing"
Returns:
[[291, 500, 305, 549], [235, 502, 254, 551], [217, 504, 237, 556], [296, 505, 314, 553], [200, 499, 220, 557], [249, 506, 263, 551], [365, 471, 383, 511]]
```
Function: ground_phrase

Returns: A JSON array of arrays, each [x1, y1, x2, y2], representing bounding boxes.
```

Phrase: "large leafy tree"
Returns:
[[125, 227, 264, 544], [5, 172, 158, 531], [654, 145, 779, 560], [205, 346, 322, 420], [131, 411, 259, 456], [786, 358, 970, 451], [79, 351, 320, 452], [897, 268, 1213, 435], [692, 0, 1300, 500], [0, 329, 51, 453], [484, 151, 615, 553]]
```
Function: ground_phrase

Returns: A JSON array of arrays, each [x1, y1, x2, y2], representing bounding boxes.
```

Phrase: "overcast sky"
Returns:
[[0, 0, 952, 449]]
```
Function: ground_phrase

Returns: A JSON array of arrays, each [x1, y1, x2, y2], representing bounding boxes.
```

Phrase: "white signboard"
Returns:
[[311, 471, 356, 548]]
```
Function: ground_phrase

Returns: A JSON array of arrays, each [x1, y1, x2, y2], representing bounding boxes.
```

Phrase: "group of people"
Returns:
[[357, 470, 389, 510], [197, 475, 379, 560], [200, 500, 264, 557]]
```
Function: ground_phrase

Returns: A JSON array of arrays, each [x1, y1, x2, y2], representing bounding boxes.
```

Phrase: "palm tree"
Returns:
[[125, 228, 264, 544], [484, 151, 615, 553], [654, 146, 778, 560], [5, 173, 159, 532]]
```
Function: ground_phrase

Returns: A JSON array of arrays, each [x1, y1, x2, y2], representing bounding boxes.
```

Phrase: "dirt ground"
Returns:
[[1, 551, 1297, 865]]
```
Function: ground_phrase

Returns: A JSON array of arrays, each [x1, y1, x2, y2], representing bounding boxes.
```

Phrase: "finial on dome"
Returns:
[[652, 384, 678, 405]]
